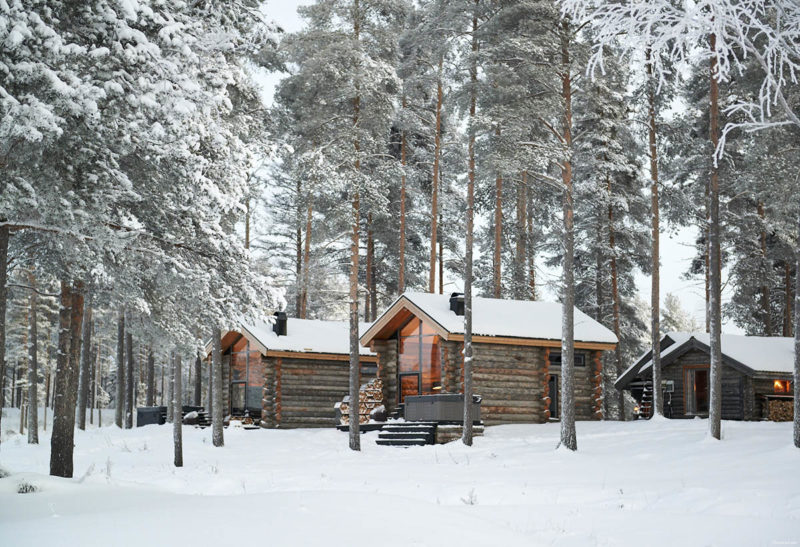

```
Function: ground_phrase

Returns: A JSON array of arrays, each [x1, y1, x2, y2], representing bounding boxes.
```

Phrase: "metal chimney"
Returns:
[[273, 311, 287, 336], [449, 292, 465, 316]]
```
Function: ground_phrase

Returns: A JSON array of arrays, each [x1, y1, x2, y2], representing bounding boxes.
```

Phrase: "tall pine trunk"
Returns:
[[493, 127, 503, 298], [793, 210, 799, 448], [77, 290, 92, 430], [166, 353, 174, 423], [0, 224, 8, 441], [125, 330, 134, 428], [527, 187, 536, 300], [514, 174, 527, 299], [27, 272, 38, 444], [295, 178, 303, 317], [399, 97, 407, 294], [212, 326, 224, 447], [559, 19, 577, 451], [50, 281, 84, 477], [173, 353, 183, 467], [758, 201, 773, 335], [115, 309, 125, 427], [784, 262, 793, 337], [462, 2, 478, 447], [366, 213, 375, 321], [301, 199, 313, 318], [646, 48, 663, 417], [146, 347, 155, 406], [348, 0, 362, 452], [429, 55, 444, 294], [607, 175, 625, 420], [708, 34, 723, 441], [193, 352, 201, 406]]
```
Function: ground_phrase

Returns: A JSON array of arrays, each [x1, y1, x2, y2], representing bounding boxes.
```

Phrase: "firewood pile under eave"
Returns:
[[335, 378, 384, 425], [768, 399, 793, 422]]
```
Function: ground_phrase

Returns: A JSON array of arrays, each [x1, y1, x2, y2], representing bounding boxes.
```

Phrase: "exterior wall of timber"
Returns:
[[260, 355, 372, 428], [373, 338, 604, 426], [657, 348, 789, 421]]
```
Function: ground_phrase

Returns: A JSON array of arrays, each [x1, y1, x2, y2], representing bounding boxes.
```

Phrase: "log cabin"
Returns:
[[359, 292, 618, 426], [211, 314, 377, 428], [616, 332, 795, 421]]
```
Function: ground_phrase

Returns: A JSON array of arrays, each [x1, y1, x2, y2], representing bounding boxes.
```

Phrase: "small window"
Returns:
[[548, 351, 585, 367], [774, 380, 791, 394]]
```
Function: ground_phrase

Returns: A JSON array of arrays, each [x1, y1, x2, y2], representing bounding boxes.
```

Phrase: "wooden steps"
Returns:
[[376, 422, 437, 447]]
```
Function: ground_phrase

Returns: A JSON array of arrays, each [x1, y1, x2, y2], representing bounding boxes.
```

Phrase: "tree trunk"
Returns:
[[193, 352, 201, 406], [794, 210, 799, 448], [527, 187, 536, 300], [349, 0, 362, 451], [125, 330, 134, 428], [0, 224, 8, 441], [493, 127, 503, 299], [607, 175, 625, 420], [50, 281, 76, 477], [43, 370, 50, 431], [708, 33, 723, 441], [212, 326, 224, 447], [462, 3, 478, 447], [206, 354, 212, 412], [301, 199, 313, 318], [399, 98, 407, 295], [366, 212, 375, 321], [166, 353, 174, 423], [146, 347, 155, 406], [514, 173, 528, 300], [27, 272, 39, 443], [646, 48, 663, 418], [438, 223, 444, 294], [77, 290, 92, 430], [758, 201, 773, 335], [784, 262, 793, 337], [115, 309, 125, 427], [559, 19, 577, 451], [245, 197, 251, 250], [296, 178, 303, 318], [429, 55, 444, 294], [94, 342, 102, 426], [173, 353, 183, 467]]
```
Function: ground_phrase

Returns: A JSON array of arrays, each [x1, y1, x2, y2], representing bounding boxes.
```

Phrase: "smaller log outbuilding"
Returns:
[[359, 292, 618, 425], [210, 315, 377, 428], [616, 332, 795, 420]]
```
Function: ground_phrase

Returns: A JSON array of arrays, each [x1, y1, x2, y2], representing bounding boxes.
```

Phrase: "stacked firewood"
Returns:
[[335, 378, 384, 425], [768, 399, 793, 422]]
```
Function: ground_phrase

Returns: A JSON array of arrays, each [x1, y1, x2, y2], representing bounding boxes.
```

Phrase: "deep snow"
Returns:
[[0, 410, 798, 546]]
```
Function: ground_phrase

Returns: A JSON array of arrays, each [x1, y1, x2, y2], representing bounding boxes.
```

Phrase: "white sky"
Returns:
[[258, 0, 742, 334]]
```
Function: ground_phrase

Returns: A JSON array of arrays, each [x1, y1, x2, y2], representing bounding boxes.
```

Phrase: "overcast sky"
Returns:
[[258, 1, 739, 334]]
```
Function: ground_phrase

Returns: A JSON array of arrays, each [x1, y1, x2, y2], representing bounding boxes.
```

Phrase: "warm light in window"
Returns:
[[774, 380, 791, 393]]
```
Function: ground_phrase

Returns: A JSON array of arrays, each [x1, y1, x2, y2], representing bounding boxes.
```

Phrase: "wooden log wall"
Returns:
[[591, 351, 603, 419], [542, 348, 551, 421], [660, 349, 755, 420], [373, 340, 397, 414], [261, 356, 277, 428], [469, 342, 547, 426]]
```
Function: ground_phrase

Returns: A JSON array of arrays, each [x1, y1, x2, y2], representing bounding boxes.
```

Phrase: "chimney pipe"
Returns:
[[273, 311, 287, 336], [449, 292, 465, 316]]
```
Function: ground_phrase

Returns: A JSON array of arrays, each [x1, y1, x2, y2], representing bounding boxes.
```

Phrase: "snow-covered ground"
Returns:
[[1, 409, 798, 546]]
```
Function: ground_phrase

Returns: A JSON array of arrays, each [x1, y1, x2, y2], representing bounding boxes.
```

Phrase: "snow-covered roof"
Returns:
[[361, 292, 618, 346], [240, 318, 375, 357], [618, 331, 795, 387]]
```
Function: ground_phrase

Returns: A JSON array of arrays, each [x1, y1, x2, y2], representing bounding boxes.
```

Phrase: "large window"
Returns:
[[397, 319, 441, 403], [229, 336, 262, 415]]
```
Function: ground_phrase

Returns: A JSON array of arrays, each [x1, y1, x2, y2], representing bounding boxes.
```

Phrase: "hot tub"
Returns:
[[404, 394, 482, 423]]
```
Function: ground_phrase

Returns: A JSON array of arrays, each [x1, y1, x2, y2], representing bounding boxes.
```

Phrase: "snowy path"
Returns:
[[1, 414, 798, 546]]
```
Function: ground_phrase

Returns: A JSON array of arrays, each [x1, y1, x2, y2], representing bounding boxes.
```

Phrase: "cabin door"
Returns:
[[548, 375, 559, 419], [685, 368, 710, 415], [399, 373, 420, 404]]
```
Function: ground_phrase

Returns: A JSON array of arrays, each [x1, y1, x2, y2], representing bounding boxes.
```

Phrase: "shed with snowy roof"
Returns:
[[210, 314, 377, 428], [360, 292, 618, 425], [616, 332, 795, 420]]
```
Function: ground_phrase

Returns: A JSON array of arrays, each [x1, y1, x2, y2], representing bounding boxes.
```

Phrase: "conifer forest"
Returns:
[[1, 2, 800, 546]]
